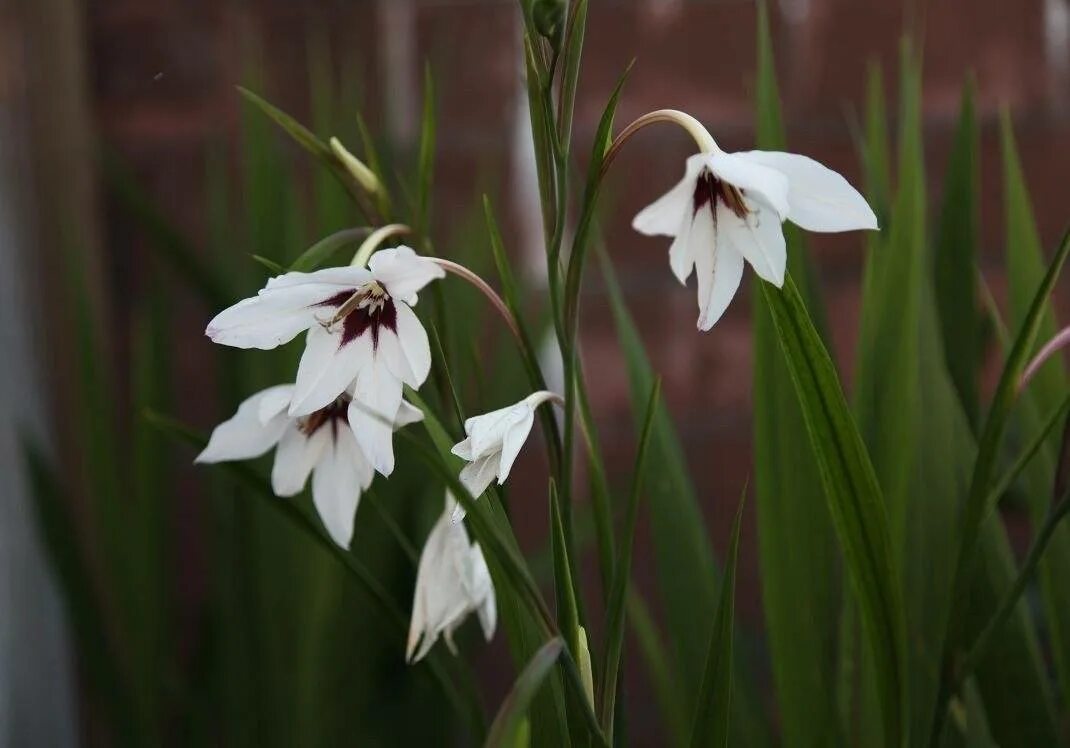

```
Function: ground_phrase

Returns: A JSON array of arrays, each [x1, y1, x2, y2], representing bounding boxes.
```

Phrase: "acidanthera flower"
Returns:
[[450, 391, 562, 509], [633, 127, 877, 330], [195, 384, 424, 549], [406, 492, 496, 663], [205, 246, 444, 475]]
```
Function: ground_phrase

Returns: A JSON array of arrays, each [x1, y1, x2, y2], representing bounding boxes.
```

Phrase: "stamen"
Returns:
[[693, 169, 749, 220], [299, 395, 351, 437]]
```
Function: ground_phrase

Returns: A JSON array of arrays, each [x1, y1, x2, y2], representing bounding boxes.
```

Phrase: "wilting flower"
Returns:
[[205, 246, 444, 474], [450, 391, 561, 506], [633, 142, 877, 330], [406, 492, 496, 663], [195, 384, 423, 549]]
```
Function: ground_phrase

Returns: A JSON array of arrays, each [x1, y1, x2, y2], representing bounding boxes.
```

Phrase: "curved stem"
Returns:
[[601, 109, 717, 178], [351, 223, 412, 267], [1020, 323, 1070, 393], [428, 258, 523, 343]]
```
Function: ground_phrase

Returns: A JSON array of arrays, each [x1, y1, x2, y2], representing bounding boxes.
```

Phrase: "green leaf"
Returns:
[[998, 111, 1070, 711], [237, 86, 375, 221], [759, 274, 907, 746], [689, 488, 745, 748], [953, 228, 1070, 592], [934, 80, 981, 430], [416, 63, 436, 240], [288, 227, 371, 272], [562, 62, 632, 336], [485, 638, 565, 748], [549, 483, 581, 654], [853, 44, 966, 745], [600, 379, 660, 738], [599, 247, 769, 746], [250, 254, 285, 274], [144, 410, 487, 737], [556, 0, 588, 154], [751, 6, 841, 745]]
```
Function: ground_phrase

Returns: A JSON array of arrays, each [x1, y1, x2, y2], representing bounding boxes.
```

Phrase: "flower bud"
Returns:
[[532, 0, 564, 42], [329, 136, 383, 197]]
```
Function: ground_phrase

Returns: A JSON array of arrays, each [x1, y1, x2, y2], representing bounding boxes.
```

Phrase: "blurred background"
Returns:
[[3, 0, 1070, 744]]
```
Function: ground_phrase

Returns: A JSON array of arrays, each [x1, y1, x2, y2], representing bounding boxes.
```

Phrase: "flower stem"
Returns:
[[602, 109, 717, 178], [428, 258, 523, 343], [1020, 323, 1070, 393], [350, 223, 411, 267]]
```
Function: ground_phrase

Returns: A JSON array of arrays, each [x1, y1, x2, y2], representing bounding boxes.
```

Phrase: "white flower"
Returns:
[[195, 384, 424, 549], [450, 391, 560, 507], [633, 143, 877, 330], [406, 492, 496, 663], [205, 246, 444, 475]]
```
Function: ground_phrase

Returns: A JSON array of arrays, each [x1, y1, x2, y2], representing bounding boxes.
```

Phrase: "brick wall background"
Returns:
[[9, 0, 1070, 742]]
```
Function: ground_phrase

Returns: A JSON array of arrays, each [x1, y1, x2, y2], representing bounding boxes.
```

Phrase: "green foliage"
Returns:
[[26, 6, 1070, 748]]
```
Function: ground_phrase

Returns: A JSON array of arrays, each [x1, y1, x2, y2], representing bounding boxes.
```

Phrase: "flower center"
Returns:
[[693, 169, 749, 220], [298, 394, 351, 438], [314, 281, 398, 349]]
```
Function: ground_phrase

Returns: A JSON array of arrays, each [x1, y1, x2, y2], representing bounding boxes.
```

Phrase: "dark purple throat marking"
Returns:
[[299, 394, 350, 440], [311, 285, 399, 350], [693, 169, 749, 220]]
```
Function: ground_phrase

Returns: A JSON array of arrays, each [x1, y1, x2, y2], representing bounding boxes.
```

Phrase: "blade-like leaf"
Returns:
[[933, 80, 981, 430], [288, 227, 371, 272], [759, 274, 907, 746], [689, 488, 745, 748], [751, 6, 841, 744], [599, 247, 769, 746], [415, 63, 436, 240], [485, 638, 565, 748], [600, 379, 660, 738]]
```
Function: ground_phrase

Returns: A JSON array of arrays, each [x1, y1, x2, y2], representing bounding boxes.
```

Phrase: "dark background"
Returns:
[[5, 0, 1070, 742]]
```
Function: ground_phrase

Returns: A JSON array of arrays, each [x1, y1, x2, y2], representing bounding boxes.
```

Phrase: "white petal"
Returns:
[[394, 399, 425, 428], [459, 454, 500, 499], [205, 296, 320, 350], [496, 409, 535, 484], [451, 437, 475, 462], [257, 385, 295, 424], [392, 302, 433, 387], [348, 359, 404, 475], [694, 209, 745, 331], [195, 386, 293, 463], [264, 266, 371, 290], [470, 545, 497, 641], [706, 150, 790, 220], [206, 269, 369, 350], [668, 203, 698, 284], [719, 199, 787, 287], [289, 326, 369, 417], [465, 403, 531, 460], [368, 246, 444, 305], [631, 155, 705, 237], [310, 426, 371, 548], [270, 425, 328, 496], [737, 151, 878, 233]]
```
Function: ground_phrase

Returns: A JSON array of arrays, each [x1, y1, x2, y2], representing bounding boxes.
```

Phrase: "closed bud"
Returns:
[[532, 0, 564, 42]]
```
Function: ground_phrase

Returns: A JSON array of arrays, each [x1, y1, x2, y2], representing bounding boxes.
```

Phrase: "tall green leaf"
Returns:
[[759, 274, 907, 746], [689, 490, 745, 748], [999, 113, 1070, 707], [599, 248, 769, 746], [751, 6, 841, 745], [486, 638, 565, 748], [933, 80, 981, 430]]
